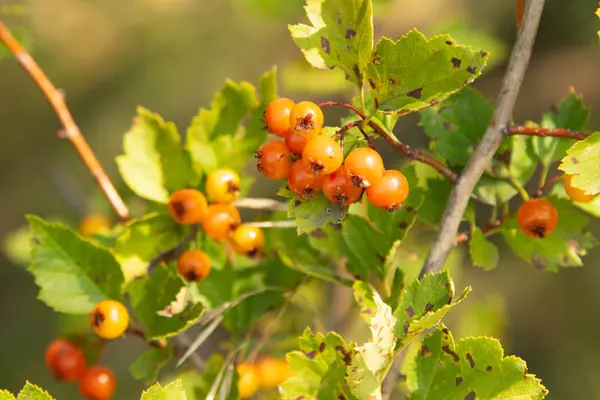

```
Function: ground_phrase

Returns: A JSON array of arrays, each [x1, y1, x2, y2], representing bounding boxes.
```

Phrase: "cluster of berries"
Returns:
[[167, 168, 265, 282], [236, 357, 292, 399], [256, 98, 410, 211]]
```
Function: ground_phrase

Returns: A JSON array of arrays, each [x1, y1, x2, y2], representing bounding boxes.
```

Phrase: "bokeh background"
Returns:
[[1, 0, 600, 398]]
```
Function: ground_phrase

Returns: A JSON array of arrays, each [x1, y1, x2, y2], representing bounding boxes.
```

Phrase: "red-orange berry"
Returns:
[[202, 204, 241, 241], [288, 159, 325, 199], [78, 366, 116, 400], [231, 224, 265, 257], [265, 98, 295, 137], [45, 339, 86, 381], [289, 101, 324, 139], [302, 135, 344, 175], [168, 189, 208, 225], [177, 250, 211, 282], [322, 168, 363, 206], [206, 168, 241, 204], [256, 140, 293, 180], [366, 170, 409, 211], [517, 198, 559, 239], [284, 131, 308, 155], [344, 147, 385, 188], [563, 174, 597, 203]]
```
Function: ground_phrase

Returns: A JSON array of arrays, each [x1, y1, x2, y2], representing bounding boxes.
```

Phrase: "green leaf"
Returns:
[[559, 132, 600, 196], [2, 224, 31, 266], [127, 267, 204, 340], [16, 382, 54, 400], [116, 107, 196, 203], [417, 178, 453, 225], [509, 134, 538, 186], [27, 215, 124, 314], [366, 30, 488, 114], [281, 60, 351, 94], [501, 198, 598, 271], [130, 345, 173, 384], [285, 191, 347, 235], [346, 282, 397, 400], [141, 379, 187, 400], [0, 390, 15, 400], [469, 228, 499, 271], [406, 325, 547, 399], [289, 0, 373, 87], [473, 174, 518, 206]]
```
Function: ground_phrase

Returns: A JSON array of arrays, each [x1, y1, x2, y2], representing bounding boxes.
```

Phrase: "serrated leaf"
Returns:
[[502, 198, 597, 271], [509, 134, 538, 186], [116, 107, 196, 203], [469, 228, 499, 271], [16, 382, 54, 400], [127, 267, 204, 340], [473, 174, 518, 206], [287, 191, 347, 234], [366, 30, 488, 114], [141, 379, 187, 400], [406, 325, 547, 399], [27, 215, 124, 314], [559, 132, 600, 196], [130, 345, 173, 384], [289, 0, 373, 87], [0, 389, 15, 400]]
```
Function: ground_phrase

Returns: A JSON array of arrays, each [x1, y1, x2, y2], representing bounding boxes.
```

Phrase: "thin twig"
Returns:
[[420, 0, 546, 278], [534, 173, 563, 198], [147, 225, 199, 274], [0, 21, 129, 221], [127, 327, 167, 349], [233, 198, 288, 212], [510, 126, 589, 140], [174, 333, 205, 372], [517, 0, 524, 30], [247, 220, 296, 228], [318, 101, 366, 118]]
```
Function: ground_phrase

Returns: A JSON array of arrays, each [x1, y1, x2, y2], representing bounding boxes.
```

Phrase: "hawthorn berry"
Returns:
[[302, 135, 344, 175], [256, 140, 293, 180], [237, 363, 259, 399], [284, 130, 308, 155], [265, 98, 295, 137], [91, 300, 129, 340], [289, 101, 324, 139], [168, 189, 208, 225], [366, 170, 409, 211], [79, 214, 111, 237], [45, 339, 86, 381], [288, 159, 325, 199], [322, 167, 363, 206], [201, 204, 241, 241], [344, 147, 385, 188], [517, 198, 559, 239], [78, 366, 116, 400], [563, 174, 597, 203], [177, 250, 211, 282], [256, 356, 292, 389], [206, 168, 241, 204], [231, 224, 265, 257]]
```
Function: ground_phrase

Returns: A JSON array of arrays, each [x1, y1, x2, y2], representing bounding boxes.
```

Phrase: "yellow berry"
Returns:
[[79, 214, 111, 237], [91, 300, 129, 339], [237, 363, 259, 399]]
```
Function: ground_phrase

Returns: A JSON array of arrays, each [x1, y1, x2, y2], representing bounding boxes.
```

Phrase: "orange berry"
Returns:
[[168, 189, 208, 225], [201, 204, 241, 241], [177, 250, 211, 282], [256, 140, 293, 180], [265, 98, 295, 137], [344, 147, 385, 188], [322, 167, 363, 206], [288, 159, 325, 199], [302, 135, 344, 175], [79, 214, 111, 237], [563, 174, 596, 203], [91, 300, 129, 340], [206, 168, 241, 204], [517, 198, 559, 239], [78, 366, 116, 400], [366, 170, 409, 211], [237, 363, 259, 399], [284, 130, 308, 155], [230, 224, 265, 257], [289, 101, 324, 139], [256, 357, 292, 389]]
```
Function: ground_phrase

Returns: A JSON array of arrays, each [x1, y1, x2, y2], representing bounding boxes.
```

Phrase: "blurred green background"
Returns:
[[1, 0, 600, 398]]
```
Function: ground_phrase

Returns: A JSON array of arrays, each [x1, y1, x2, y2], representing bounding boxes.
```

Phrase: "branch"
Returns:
[[510, 126, 589, 140], [0, 21, 129, 221], [420, 0, 546, 278], [147, 225, 199, 274], [517, 0, 524, 30], [247, 220, 296, 228], [233, 197, 287, 211]]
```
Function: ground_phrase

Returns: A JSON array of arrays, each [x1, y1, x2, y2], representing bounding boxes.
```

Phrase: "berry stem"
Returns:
[[534, 173, 563, 198], [506, 176, 531, 202], [0, 21, 130, 222], [509, 125, 589, 140], [318, 101, 366, 119], [147, 224, 199, 274]]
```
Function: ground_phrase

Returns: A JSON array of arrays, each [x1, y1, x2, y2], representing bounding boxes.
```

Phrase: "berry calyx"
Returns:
[[206, 168, 241, 204], [256, 140, 293, 180], [322, 167, 363, 206], [91, 300, 130, 340], [344, 147, 385, 188], [231, 224, 265, 257], [78, 366, 116, 400], [201, 204, 241, 241], [289, 101, 324, 139], [563, 174, 597, 203], [79, 214, 111, 237], [237, 363, 259, 399], [265, 98, 295, 137], [256, 356, 292, 389], [45, 339, 86, 381], [366, 170, 409, 211], [284, 131, 308, 155], [177, 250, 211, 282], [168, 189, 208, 225], [517, 198, 559, 239], [302, 135, 344, 175], [288, 159, 325, 199]]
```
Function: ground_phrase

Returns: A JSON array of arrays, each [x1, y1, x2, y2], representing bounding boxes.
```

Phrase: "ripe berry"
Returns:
[[79, 214, 111, 237], [288, 159, 325, 199], [366, 170, 409, 211], [231, 224, 265, 257], [517, 198, 559, 239], [289, 101, 324, 139], [265, 98, 295, 137], [45, 339, 86, 381], [344, 147, 385, 188], [284, 131, 308, 155], [563, 174, 596, 203], [177, 250, 211, 282], [302, 135, 343, 175], [168, 189, 208, 225], [322, 168, 363, 206], [237, 363, 259, 399], [256, 357, 292, 389], [78, 366, 116, 400], [256, 140, 292, 180], [91, 300, 129, 340], [201, 204, 241, 241], [206, 168, 241, 204]]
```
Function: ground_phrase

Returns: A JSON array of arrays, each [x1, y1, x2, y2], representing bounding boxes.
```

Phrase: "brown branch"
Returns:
[[318, 101, 366, 119], [517, 0, 524, 30], [420, 0, 546, 278], [534, 173, 563, 198], [0, 21, 129, 221], [510, 126, 589, 140]]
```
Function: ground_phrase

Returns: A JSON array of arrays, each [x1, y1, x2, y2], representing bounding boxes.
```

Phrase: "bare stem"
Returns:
[[233, 198, 287, 212], [510, 125, 589, 140], [247, 220, 296, 229]]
